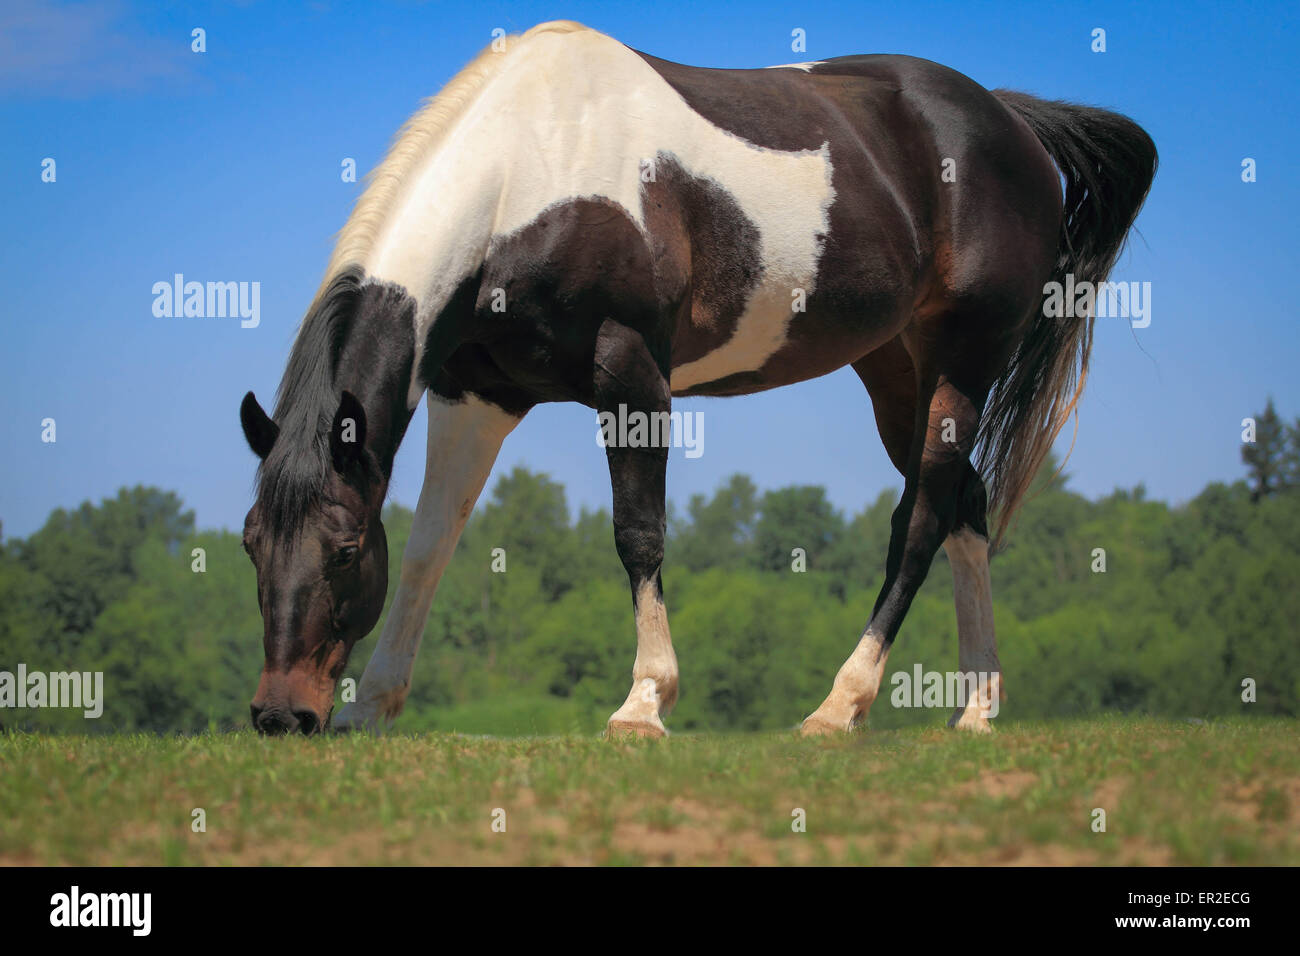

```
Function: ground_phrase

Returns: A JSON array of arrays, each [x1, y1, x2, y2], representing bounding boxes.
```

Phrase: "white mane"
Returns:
[[315, 20, 593, 304]]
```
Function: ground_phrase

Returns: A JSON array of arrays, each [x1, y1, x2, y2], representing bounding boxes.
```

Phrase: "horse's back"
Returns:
[[476, 28, 1060, 398]]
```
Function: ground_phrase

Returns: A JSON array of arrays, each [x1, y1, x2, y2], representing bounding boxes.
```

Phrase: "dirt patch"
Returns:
[[1225, 779, 1299, 826], [954, 769, 1039, 800], [1089, 777, 1126, 812]]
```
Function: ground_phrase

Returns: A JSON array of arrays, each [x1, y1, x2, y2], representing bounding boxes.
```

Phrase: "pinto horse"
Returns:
[[240, 21, 1155, 736]]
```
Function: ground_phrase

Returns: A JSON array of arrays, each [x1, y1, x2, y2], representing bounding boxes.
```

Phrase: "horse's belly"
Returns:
[[669, 279, 811, 393], [667, 271, 914, 397]]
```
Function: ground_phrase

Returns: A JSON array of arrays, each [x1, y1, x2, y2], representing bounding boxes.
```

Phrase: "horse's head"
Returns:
[[238, 389, 389, 735]]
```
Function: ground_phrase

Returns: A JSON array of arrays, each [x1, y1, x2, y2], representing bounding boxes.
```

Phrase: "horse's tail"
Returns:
[[978, 90, 1157, 547]]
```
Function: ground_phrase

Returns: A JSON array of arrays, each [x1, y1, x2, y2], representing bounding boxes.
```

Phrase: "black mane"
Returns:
[[256, 266, 364, 536]]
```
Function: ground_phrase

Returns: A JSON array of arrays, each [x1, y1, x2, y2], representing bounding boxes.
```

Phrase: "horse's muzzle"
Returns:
[[251, 703, 325, 735]]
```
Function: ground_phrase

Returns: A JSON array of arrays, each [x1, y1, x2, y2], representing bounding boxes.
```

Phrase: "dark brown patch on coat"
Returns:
[[424, 196, 673, 412], [640, 152, 762, 369]]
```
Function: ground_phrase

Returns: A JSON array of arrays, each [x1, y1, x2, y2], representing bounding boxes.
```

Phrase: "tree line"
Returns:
[[1, 402, 1297, 733]]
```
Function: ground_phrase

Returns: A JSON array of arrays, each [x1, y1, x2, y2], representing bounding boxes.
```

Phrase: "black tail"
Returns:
[[978, 91, 1158, 546]]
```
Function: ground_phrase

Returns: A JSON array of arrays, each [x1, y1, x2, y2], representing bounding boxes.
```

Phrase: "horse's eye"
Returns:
[[333, 545, 359, 567]]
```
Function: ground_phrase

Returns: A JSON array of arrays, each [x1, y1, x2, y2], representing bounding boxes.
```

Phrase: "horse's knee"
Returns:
[[613, 521, 665, 583]]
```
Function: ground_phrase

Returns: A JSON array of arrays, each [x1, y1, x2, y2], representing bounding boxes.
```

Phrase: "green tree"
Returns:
[[751, 486, 844, 572], [1242, 398, 1288, 501], [15, 487, 193, 637], [5, 445, 1300, 736], [668, 473, 758, 571]]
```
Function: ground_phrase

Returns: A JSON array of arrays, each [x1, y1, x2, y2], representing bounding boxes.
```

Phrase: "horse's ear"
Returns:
[[330, 390, 368, 472], [240, 391, 278, 460]]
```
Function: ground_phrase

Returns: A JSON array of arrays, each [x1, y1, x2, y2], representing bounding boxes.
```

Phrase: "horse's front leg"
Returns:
[[333, 393, 524, 731], [594, 320, 679, 739]]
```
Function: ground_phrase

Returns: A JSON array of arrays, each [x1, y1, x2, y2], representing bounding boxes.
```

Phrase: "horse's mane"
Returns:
[[258, 266, 363, 537], [258, 22, 591, 536], [320, 19, 592, 299]]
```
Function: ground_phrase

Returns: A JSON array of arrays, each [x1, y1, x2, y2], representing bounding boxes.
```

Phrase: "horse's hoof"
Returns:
[[947, 710, 994, 733], [605, 717, 667, 739], [799, 715, 849, 737]]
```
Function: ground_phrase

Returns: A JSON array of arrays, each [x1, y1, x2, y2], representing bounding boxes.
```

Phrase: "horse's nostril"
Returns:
[[294, 710, 321, 735], [254, 707, 299, 736]]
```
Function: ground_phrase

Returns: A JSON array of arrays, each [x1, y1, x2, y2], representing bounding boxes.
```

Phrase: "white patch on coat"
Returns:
[[349, 22, 835, 404], [606, 580, 679, 735], [802, 628, 890, 734], [764, 61, 824, 72], [333, 394, 522, 730]]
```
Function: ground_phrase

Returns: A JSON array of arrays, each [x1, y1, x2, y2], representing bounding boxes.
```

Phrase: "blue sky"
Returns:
[[2, 0, 1297, 538]]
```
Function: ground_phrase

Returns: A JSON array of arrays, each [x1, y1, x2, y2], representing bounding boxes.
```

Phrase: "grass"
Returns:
[[0, 716, 1296, 865]]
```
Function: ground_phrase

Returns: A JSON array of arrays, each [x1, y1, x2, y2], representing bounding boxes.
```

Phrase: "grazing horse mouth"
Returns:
[[250, 704, 333, 736]]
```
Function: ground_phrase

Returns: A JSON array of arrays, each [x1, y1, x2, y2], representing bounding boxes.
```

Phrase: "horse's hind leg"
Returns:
[[942, 473, 1004, 732], [802, 340, 990, 735], [333, 393, 524, 731], [594, 319, 679, 739], [858, 338, 1003, 732]]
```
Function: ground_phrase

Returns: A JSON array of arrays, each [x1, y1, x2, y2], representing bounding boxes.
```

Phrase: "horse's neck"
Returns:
[[362, 128, 504, 407], [330, 287, 421, 481]]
